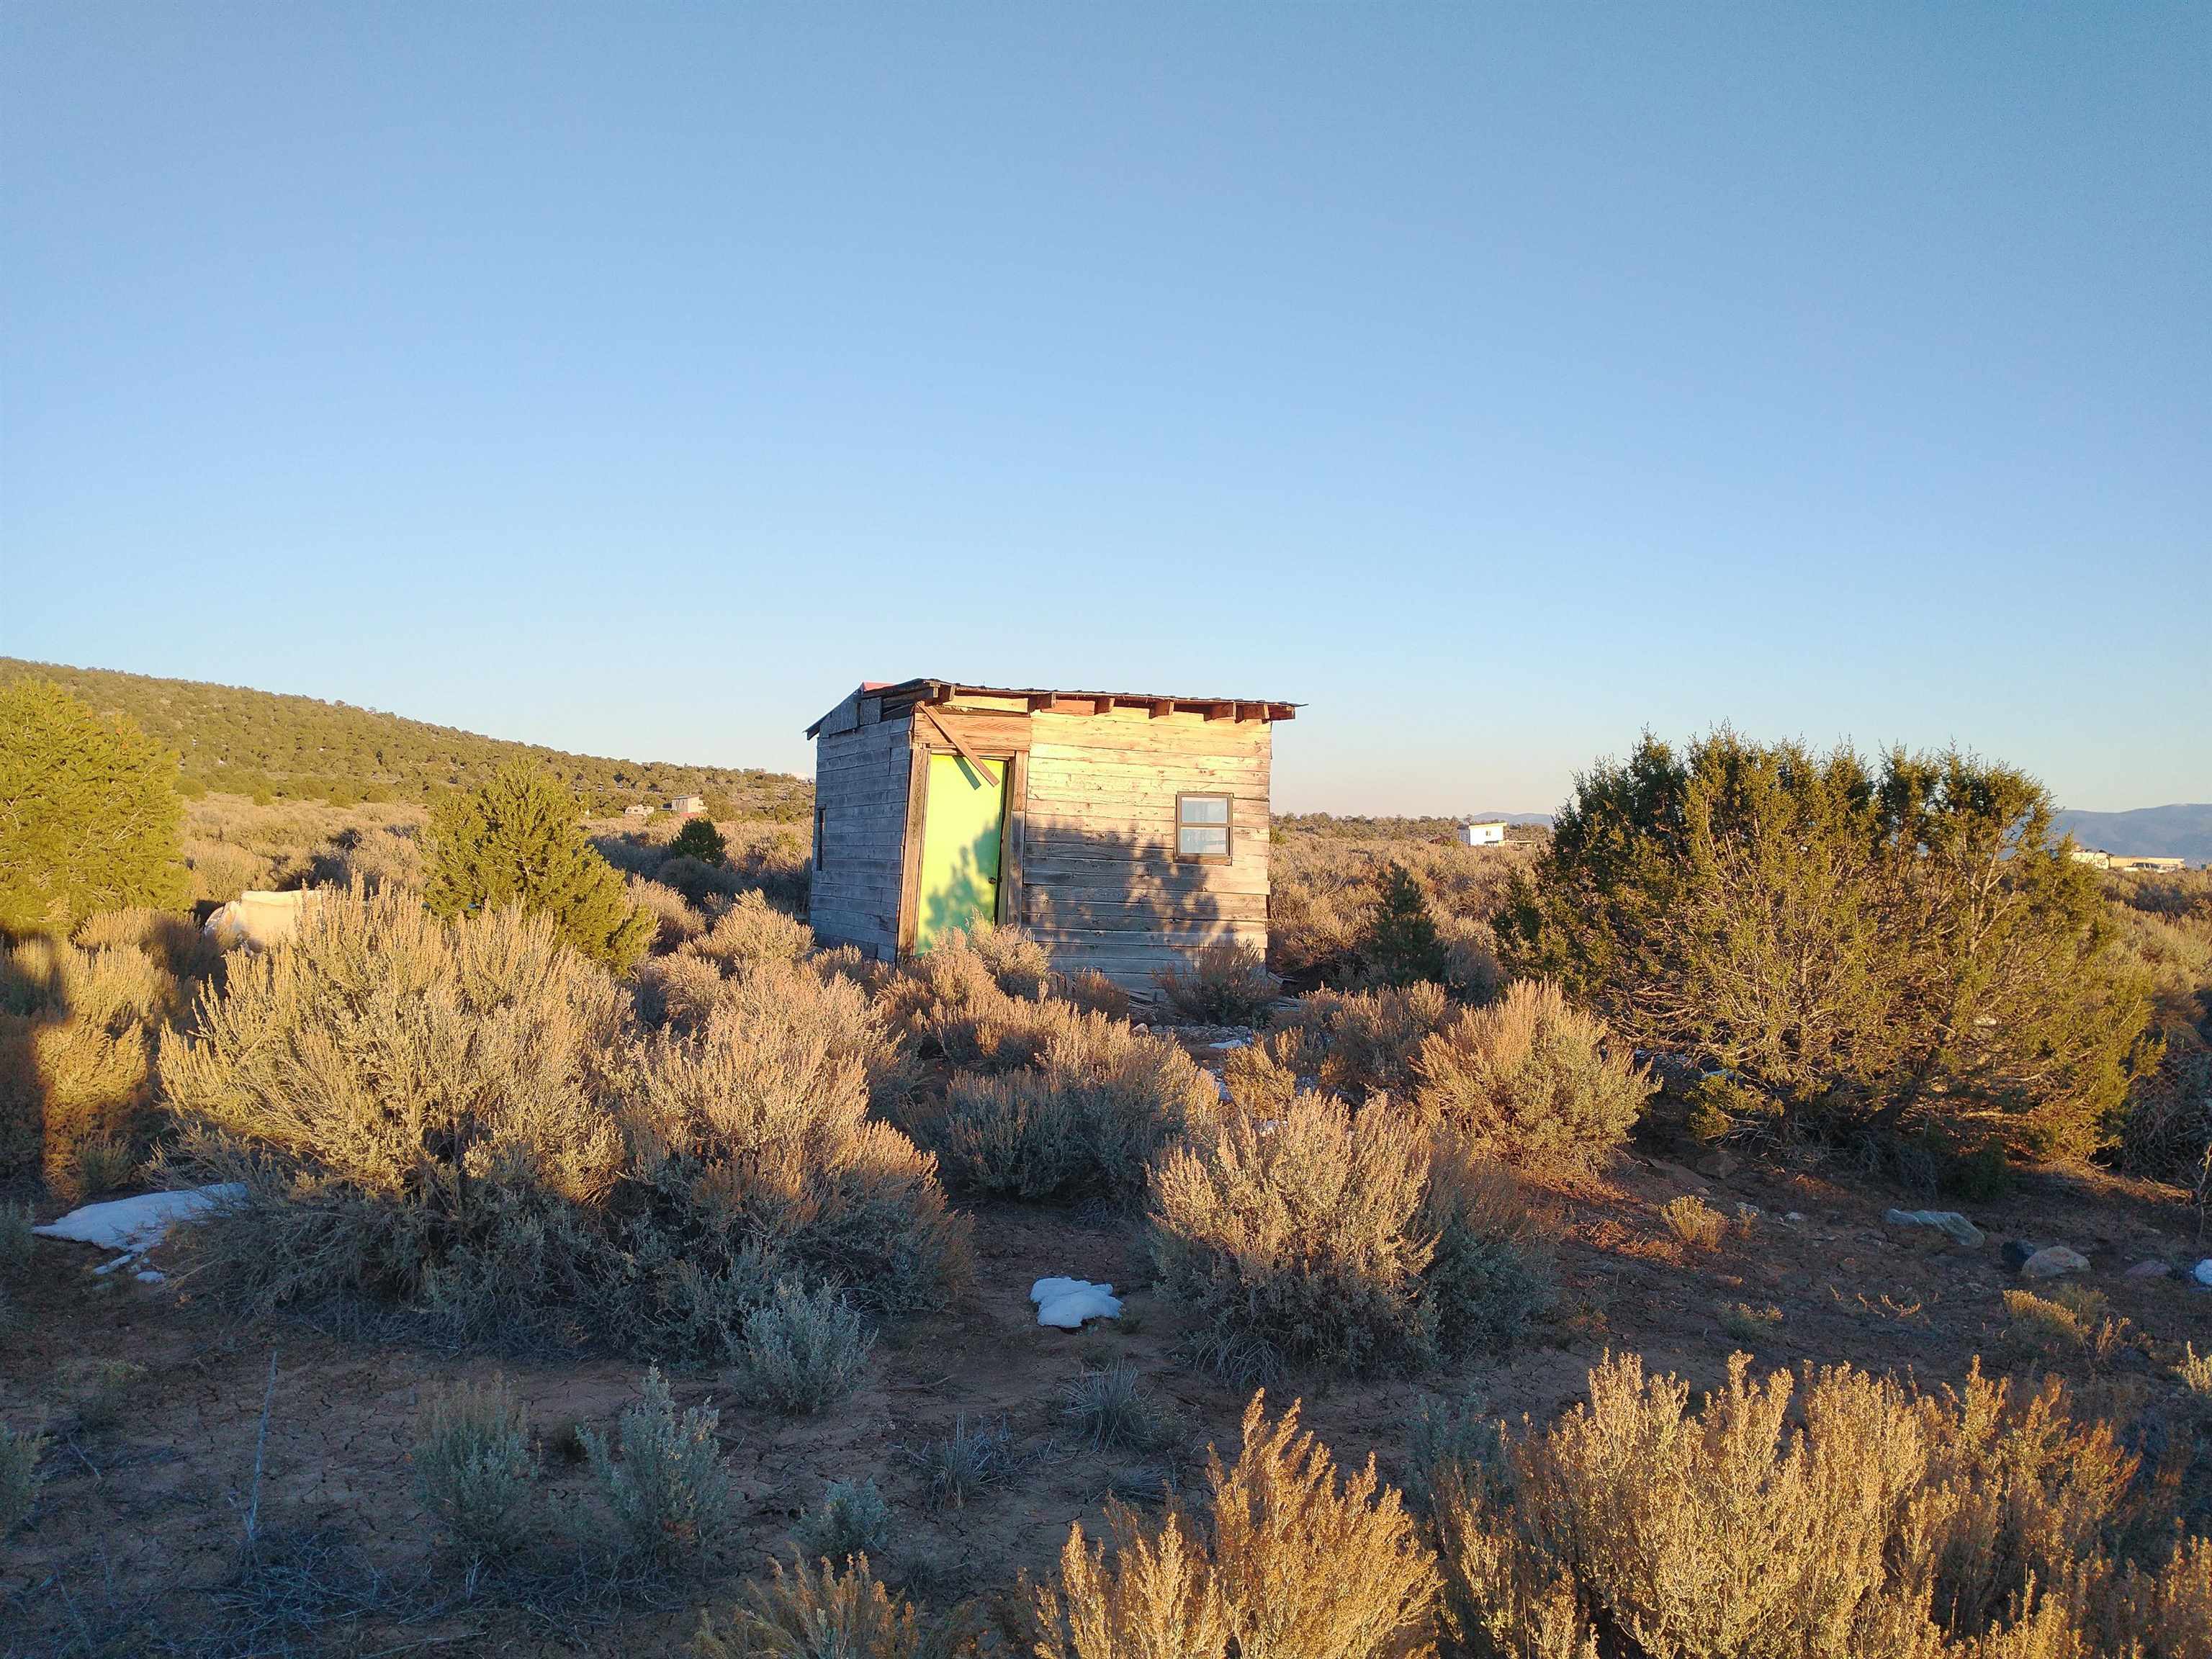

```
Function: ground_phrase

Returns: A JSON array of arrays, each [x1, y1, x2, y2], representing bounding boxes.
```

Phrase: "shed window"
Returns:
[[814, 804, 827, 870], [1176, 793, 1232, 862]]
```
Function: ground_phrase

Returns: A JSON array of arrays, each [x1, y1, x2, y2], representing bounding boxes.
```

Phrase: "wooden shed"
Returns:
[[806, 678, 1296, 992]]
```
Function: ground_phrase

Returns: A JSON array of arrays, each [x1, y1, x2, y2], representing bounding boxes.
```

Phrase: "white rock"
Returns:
[[1030, 1276, 1121, 1328], [35, 1184, 245, 1258], [135, 1269, 167, 1285], [2193, 1259, 2212, 1288], [1209, 1038, 1251, 1050]]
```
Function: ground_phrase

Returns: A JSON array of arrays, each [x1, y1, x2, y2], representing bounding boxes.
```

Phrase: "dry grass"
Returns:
[[695, 1554, 964, 1658], [1149, 1093, 1547, 1378], [1413, 979, 1654, 1174], [1660, 1195, 1727, 1250], [162, 884, 966, 1352], [1, 1419, 48, 1535], [877, 932, 1065, 1075], [935, 1007, 1219, 1205], [1035, 1391, 1437, 1659], [1272, 981, 1457, 1105], [181, 792, 428, 904], [0, 930, 199, 1192], [1432, 1351, 2210, 1658], [1154, 943, 1280, 1027], [1268, 830, 1537, 992]]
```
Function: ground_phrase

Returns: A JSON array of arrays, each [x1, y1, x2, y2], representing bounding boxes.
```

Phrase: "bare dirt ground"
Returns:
[[5, 1086, 2209, 1657]]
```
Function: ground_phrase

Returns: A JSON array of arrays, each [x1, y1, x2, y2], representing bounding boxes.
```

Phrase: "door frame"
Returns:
[[896, 716, 1028, 956]]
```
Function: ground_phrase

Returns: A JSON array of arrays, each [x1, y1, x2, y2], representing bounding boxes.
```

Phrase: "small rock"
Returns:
[[2000, 1240, 2040, 1271], [2193, 1259, 2212, 1288], [1783, 1211, 1807, 1225], [1884, 1209, 1985, 1249], [2125, 1259, 2173, 1280], [1696, 1151, 1740, 1179], [2020, 1246, 2091, 1280]]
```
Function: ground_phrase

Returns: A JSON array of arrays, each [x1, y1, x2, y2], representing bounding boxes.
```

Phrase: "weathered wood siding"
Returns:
[[808, 696, 912, 959], [1012, 706, 1271, 992]]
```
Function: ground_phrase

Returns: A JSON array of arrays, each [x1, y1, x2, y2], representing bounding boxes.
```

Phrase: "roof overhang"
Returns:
[[806, 679, 1298, 738]]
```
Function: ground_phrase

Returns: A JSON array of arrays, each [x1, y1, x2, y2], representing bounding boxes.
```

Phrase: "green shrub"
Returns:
[[1402, 1387, 1496, 1513], [1413, 980, 1652, 1173], [734, 1282, 876, 1416], [935, 1010, 1217, 1205], [1362, 861, 1447, 988], [792, 1477, 893, 1566], [670, 817, 728, 866], [1504, 732, 2147, 1159], [694, 1554, 961, 1658], [0, 678, 189, 935], [580, 1367, 736, 1570], [1153, 944, 1279, 1027], [1149, 1093, 1541, 1377], [1417, 1137, 1554, 1359], [914, 1415, 1015, 1511], [0, 1420, 47, 1534], [1061, 1362, 1169, 1453], [413, 1376, 536, 1554], [426, 762, 654, 970]]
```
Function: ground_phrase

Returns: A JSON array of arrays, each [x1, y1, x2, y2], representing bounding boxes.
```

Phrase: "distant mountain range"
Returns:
[[2051, 805, 2212, 866]]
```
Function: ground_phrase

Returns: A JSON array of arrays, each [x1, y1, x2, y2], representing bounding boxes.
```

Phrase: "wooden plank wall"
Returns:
[[808, 701, 912, 959], [1014, 705, 1272, 993]]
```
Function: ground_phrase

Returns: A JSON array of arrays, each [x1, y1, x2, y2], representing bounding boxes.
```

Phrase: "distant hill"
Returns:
[[2051, 804, 2212, 866], [0, 658, 810, 819]]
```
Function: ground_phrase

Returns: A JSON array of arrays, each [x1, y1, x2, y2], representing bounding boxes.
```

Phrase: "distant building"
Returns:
[[670, 794, 707, 817], [2068, 845, 2111, 869], [623, 802, 654, 819], [806, 677, 1295, 991], [1460, 819, 1508, 848], [2109, 854, 2186, 873]]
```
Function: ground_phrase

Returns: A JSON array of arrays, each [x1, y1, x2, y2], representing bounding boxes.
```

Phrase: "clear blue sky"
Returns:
[[4, 6, 2206, 814]]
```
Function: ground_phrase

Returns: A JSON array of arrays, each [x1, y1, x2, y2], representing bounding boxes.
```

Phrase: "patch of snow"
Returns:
[[2194, 1259, 2212, 1289], [35, 1184, 245, 1273], [1031, 1276, 1122, 1329], [135, 1269, 167, 1285]]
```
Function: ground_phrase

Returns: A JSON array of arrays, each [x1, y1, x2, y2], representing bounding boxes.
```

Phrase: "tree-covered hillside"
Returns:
[[0, 659, 810, 819]]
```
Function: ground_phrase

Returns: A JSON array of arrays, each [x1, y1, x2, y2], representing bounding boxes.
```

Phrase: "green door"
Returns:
[[913, 752, 1004, 952]]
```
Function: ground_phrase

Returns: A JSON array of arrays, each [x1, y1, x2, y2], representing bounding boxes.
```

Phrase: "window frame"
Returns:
[[1174, 791, 1233, 866], [814, 802, 827, 871]]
